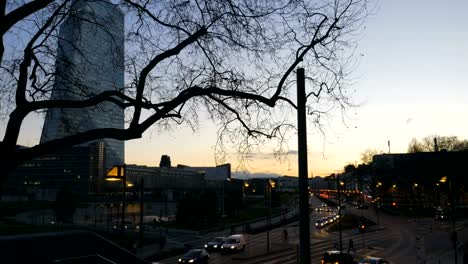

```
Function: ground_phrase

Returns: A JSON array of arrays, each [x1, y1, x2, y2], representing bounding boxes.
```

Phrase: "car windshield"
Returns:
[[225, 239, 239, 243], [185, 250, 201, 258]]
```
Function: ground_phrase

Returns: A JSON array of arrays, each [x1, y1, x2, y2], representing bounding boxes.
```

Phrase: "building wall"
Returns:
[[125, 165, 205, 191], [4, 143, 103, 200], [40, 0, 125, 170]]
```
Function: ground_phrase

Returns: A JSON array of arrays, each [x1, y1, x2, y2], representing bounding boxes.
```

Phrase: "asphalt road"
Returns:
[[157, 196, 405, 264]]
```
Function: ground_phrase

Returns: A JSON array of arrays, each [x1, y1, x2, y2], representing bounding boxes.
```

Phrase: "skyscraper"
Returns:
[[41, 0, 125, 171]]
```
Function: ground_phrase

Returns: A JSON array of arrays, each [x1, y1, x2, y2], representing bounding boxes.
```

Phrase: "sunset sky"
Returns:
[[3, 0, 468, 178]]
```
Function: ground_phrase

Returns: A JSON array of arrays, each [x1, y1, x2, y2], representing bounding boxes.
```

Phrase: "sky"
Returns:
[[4, 0, 468, 178]]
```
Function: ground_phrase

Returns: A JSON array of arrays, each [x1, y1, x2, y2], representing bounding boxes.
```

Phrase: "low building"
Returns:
[[4, 142, 105, 201], [124, 163, 231, 201]]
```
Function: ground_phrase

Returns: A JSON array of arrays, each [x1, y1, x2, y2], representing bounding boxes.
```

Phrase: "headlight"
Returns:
[[204, 244, 208, 248], [188, 259, 194, 263], [113, 225, 117, 228], [213, 245, 217, 248], [230, 246, 235, 249], [315, 223, 318, 226], [178, 258, 182, 262], [124, 225, 128, 229], [221, 246, 224, 249]]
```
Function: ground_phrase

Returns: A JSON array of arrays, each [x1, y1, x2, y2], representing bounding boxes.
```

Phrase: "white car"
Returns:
[[221, 234, 246, 252]]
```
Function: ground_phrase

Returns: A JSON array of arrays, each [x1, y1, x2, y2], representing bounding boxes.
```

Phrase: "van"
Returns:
[[220, 234, 246, 252]]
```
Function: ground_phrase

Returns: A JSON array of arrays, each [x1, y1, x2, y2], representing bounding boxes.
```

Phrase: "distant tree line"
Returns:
[[407, 135, 468, 153]]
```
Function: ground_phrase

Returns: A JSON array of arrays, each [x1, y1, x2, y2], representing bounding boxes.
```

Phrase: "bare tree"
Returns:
[[407, 135, 468, 153], [0, 0, 371, 182], [360, 148, 382, 164]]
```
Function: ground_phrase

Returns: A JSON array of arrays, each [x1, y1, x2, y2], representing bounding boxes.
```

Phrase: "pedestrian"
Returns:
[[348, 238, 356, 254], [282, 229, 288, 241]]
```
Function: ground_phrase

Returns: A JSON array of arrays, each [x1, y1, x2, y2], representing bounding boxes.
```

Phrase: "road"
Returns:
[[156, 196, 404, 264]]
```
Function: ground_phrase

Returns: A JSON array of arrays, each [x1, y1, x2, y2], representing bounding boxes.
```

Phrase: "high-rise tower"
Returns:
[[41, 0, 125, 172]]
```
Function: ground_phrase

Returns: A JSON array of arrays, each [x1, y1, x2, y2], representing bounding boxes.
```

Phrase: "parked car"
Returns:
[[178, 249, 209, 264], [358, 256, 390, 264], [204, 237, 225, 251], [321, 250, 356, 264], [221, 234, 246, 252]]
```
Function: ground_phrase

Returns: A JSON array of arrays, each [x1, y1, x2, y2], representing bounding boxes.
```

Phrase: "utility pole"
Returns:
[[297, 68, 310, 264]]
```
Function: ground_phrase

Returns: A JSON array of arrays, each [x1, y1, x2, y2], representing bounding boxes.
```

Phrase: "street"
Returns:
[[157, 196, 408, 264]]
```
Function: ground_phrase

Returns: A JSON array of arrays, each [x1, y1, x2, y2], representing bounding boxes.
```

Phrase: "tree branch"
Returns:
[[131, 26, 207, 128], [0, 0, 54, 35]]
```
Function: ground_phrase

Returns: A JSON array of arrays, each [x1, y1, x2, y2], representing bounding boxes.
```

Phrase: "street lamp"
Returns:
[[266, 179, 276, 253], [337, 176, 344, 254], [440, 175, 458, 264], [105, 165, 126, 234]]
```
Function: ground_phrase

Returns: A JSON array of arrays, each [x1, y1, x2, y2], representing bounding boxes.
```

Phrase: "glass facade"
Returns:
[[40, 0, 125, 170]]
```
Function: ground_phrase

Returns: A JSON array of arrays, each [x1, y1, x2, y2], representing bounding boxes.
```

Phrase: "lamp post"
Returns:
[[266, 179, 275, 253], [440, 176, 458, 264], [375, 182, 382, 225], [106, 165, 126, 234], [337, 176, 344, 254]]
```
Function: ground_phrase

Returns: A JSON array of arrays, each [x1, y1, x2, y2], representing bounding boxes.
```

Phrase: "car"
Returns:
[[315, 219, 327, 228], [178, 249, 209, 264], [326, 215, 335, 223], [321, 250, 356, 264], [204, 237, 225, 251], [316, 207, 323, 211], [358, 256, 390, 264], [325, 208, 332, 212], [220, 234, 246, 252]]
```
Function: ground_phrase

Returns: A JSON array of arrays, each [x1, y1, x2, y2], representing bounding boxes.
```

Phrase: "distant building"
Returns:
[[277, 176, 298, 192], [373, 151, 468, 206], [309, 176, 328, 191], [124, 163, 231, 201], [159, 155, 172, 168]]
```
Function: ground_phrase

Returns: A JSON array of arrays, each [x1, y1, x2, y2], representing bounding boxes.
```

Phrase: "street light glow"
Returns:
[[105, 178, 121, 181]]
